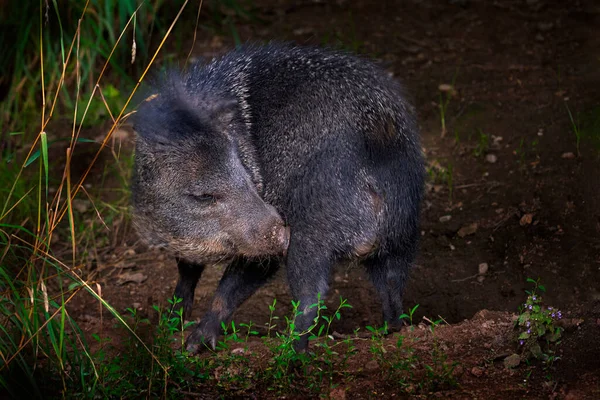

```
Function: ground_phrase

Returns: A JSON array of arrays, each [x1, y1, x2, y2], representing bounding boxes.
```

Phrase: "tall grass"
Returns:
[[0, 1, 198, 397]]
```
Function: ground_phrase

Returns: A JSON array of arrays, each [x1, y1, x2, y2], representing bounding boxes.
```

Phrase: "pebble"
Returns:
[[478, 263, 489, 275], [470, 366, 484, 377], [485, 154, 497, 163], [365, 360, 379, 371], [439, 215, 452, 223], [561, 152, 576, 159]]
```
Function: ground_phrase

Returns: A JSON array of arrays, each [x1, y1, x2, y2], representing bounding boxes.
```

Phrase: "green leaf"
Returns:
[[25, 137, 96, 167], [518, 332, 530, 339]]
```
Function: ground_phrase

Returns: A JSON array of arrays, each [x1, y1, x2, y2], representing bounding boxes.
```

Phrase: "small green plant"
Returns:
[[473, 129, 489, 158], [514, 137, 540, 166], [423, 319, 458, 392], [400, 304, 420, 327], [438, 68, 460, 138], [426, 161, 454, 202], [516, 278, 563, 364]]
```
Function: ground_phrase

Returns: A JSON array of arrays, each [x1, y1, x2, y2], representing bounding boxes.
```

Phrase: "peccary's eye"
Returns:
[[190, 194, 216, 204]]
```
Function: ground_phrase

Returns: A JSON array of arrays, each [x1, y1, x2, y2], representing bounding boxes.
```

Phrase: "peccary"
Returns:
[[131, 43, 424, 353]]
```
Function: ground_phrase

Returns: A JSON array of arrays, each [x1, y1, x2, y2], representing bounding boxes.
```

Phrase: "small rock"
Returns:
[[124, 248, 136, 257], [485, 153, 497, 163], [458, 223, 478, 238], [231, 347, 248, 355], [72, 199, 91, 213], [520, 213, 534, 226], [365, 360, 379, 371], [452, 364, 464, 377], [477, 275, 485, 283], [111, 128, 131, 141], [334, 275, 343, 283], [117, 272, 147, 285], [556, 318, 584, 332], [438, 83, 454, 92], [51, 233, 60, 244], [504, 354, 521, 369], [329, 387, 346, 400], [292, 27, 313, 36], [561, 152, 576, 159], [439, 215, 452, 223], [478, 263, 489, 275], [470, 366, 484, 377], [537, 22, 554, 32], [132, 302, 141, 309]]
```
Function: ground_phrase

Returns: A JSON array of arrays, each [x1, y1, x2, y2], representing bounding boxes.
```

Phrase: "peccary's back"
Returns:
[[186, 44, 423, 235]]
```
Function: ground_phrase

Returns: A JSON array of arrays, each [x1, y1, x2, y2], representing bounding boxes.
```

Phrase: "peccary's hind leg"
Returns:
[[172, 258, 205, 319], [185, 257, 280, 353], [364, 251, 414, 331]]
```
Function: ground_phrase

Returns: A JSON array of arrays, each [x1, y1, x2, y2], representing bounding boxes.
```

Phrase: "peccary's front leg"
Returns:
[[285, 238, 334, 352], [185, 257, 280, 353], [172, 258, 205, 319]]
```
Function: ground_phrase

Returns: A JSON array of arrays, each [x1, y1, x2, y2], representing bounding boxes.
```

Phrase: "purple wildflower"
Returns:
[[528, 305, 533, 310], [519, 340, 524, 346], [558, 311, 562, 319], [551, 313, 556, 318], [548, 306, 553, 310], [532, 295, 537, 301], [526, 321, 531, 327], [527, 329, 531, 334]]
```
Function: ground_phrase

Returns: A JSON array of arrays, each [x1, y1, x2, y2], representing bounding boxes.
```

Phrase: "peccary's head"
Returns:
[[130, 79, 289, 264]]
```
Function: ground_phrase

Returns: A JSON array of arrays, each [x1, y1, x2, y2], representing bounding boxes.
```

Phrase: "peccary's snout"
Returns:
[[274, 224, 290, 257], [263, 204, 290, 256]]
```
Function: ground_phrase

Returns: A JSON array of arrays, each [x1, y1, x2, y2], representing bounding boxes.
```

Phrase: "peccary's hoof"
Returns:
[[385, 319, 407, 334], [184, 323, 218, 354]]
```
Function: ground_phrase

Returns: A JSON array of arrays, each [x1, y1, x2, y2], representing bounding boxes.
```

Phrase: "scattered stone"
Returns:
[[478, 263, 489, 275], [334, 275, 343, 283], [470, 366, 484, 377], [117, 272, 147, 285], [555, 90, 567, 97], [132, 302, 141, 309], [51, 233, 60, 244], [438, 83, 453, 92], [503, 354, 521, 369], [537, 22, 554, 32], [365, 360, 379, 371], [556, 318, 584, 332], [231, 347, 248, 355], [537, 128, 544, 136], [458, 223, 478, 238], [439, 215, 452, 223], [452, 364, 464, 378], [561, 152, 576, 159], [124, 248, 136, 257], [111, 128, 131, 141], [292, 27, 313, 36], [329, 387, 346, 400], [72, 199, 91, 213], [485, 153, 497, 163], [520, 213, 534, 226]]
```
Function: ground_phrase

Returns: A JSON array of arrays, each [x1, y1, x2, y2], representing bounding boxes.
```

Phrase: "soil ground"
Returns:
[[68, 0, 600, 398]]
